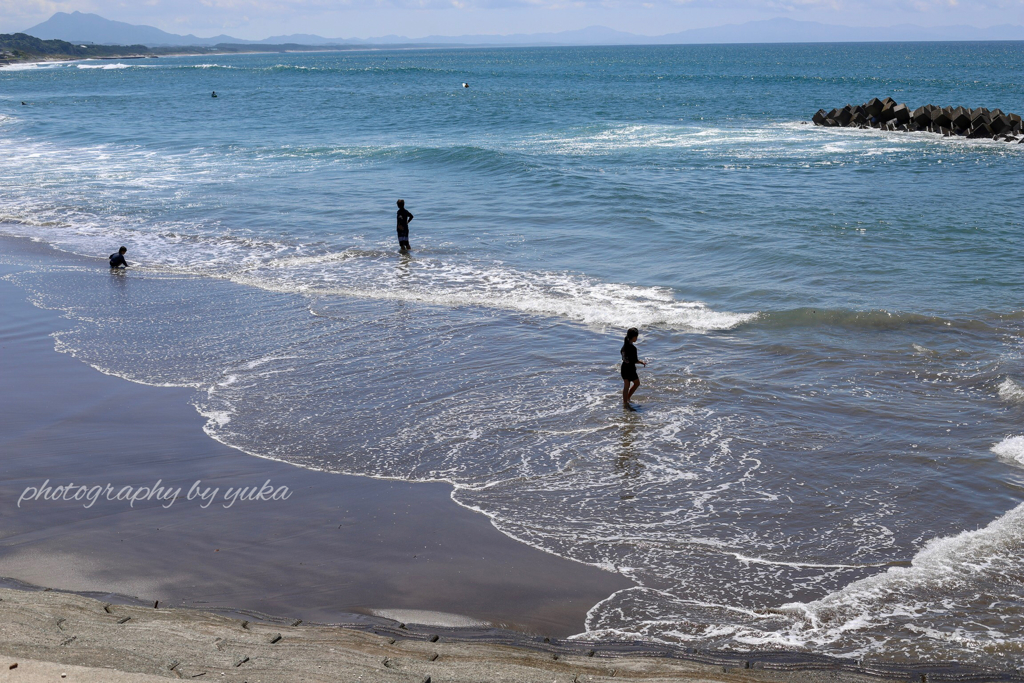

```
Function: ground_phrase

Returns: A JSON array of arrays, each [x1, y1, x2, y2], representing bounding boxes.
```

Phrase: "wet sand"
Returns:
[[1, 239, 1017, 682], [0, 586, 907, 683], [0, 236, 631, 638]]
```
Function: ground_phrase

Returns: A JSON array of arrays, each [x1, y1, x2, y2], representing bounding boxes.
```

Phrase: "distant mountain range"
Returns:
[[23, 11, 1024, 48]]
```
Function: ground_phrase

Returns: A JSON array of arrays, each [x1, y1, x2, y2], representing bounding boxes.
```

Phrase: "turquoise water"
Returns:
[[2, 43, 1024, 668]]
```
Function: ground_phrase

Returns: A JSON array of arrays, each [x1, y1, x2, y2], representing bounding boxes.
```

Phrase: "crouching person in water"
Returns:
[[109, 246, 128, 269], [620, 327, 646, 408]]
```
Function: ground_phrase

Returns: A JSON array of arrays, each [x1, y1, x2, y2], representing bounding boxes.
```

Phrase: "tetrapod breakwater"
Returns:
[[813, 98, 1023, 143]]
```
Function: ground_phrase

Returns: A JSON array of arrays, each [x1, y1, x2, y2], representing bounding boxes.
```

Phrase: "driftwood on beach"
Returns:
[[813, 98, 1024, 143]]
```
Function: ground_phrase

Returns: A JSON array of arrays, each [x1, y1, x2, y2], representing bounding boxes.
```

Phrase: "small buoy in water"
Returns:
[[211, 91, 217, 98], [462, 82, 469, 88]]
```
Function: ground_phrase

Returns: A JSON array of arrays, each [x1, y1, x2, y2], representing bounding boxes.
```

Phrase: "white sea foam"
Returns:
[[0, 202, 753, 332], [526, 122, 853, 158], [201, 408, 234, 428], [298, 273, 754, 332], [730, 553, 883, 569], [992, 435, 1024, 466], [0, 61, 69, 71], [524, 120, 1013, 166], [2, 60, 152, 72], [75, 62, 151, 70], [997, 377, 1024, 403], [527, 123, 755, 155], [224, 248, 755, 332], [759, 499, 1024, 652]]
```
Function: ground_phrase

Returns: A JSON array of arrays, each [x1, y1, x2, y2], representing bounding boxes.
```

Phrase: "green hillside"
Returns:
[[0, 33, 152, 64]]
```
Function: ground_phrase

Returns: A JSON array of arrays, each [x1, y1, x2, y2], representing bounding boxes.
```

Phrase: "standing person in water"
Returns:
[[396, 199, 413, 251], [109, 246, 128, 269], [620, 327, 646, 408]]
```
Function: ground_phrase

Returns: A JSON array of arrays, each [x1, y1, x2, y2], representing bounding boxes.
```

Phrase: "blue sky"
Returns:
[[3, 0, 1022, 39]]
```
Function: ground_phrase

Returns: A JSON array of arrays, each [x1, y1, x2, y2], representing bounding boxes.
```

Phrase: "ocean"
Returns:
[[2, 42, 1023, 668]]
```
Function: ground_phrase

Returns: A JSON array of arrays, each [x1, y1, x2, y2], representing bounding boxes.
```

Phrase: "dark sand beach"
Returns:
[[0, 585, 914, 683], [0, 236, 631, 637]]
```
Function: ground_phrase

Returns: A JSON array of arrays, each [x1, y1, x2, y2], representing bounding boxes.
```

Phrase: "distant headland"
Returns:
[[0, 33, 414, 68]]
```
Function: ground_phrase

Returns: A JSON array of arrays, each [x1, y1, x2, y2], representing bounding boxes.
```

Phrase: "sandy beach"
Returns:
[[0, 239, 894, 682], [0, 585, 923, 683], [0, 237, 633, 636]]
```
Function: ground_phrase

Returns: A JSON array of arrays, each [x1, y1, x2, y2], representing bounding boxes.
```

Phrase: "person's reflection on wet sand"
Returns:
[[395, 250, 413, 280], [108, 267, 128, 300], [616, 414, 644, 484]]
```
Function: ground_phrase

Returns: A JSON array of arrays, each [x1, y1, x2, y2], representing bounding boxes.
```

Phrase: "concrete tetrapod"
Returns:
[[812, 98, 1022, 142]]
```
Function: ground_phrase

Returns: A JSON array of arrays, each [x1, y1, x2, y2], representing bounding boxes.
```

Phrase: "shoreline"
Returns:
[[0, 44, 468, 69], [1, 581, 1020, 682], [0, 54, 155, 68], [2, 245, 1022, 681], [0, 235, 631, 638]]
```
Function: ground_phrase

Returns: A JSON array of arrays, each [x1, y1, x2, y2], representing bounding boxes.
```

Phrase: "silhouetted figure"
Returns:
[[211, 91, 218, 98], [396, 199, 413, 251], [620, 327, 647, 409], [109, 246, 128, 269]]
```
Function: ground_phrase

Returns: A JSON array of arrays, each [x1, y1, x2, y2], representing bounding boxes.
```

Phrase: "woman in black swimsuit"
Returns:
[[620, 327, 646, 408]]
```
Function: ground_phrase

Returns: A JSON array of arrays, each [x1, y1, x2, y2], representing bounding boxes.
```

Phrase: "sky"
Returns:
[[2, 0, 1022, 40]]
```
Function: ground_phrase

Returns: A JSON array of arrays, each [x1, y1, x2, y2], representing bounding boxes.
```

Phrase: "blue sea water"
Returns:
[[2, 42, 1024, 668]]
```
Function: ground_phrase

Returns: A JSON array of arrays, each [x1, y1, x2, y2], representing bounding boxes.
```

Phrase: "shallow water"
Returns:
[[2, 43, 1024, 668]]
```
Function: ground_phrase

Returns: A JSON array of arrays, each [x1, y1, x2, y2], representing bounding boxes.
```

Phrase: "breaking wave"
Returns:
[[998, 378, 1024, 404], [992, 435, 1024, 467]]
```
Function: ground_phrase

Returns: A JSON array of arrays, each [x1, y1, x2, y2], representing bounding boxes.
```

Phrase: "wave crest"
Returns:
[[761, 498, 1024, 655], [75, 62, 153, 70], [992, 435, 1024, 466], [248, 251, 754, 332], [757, 307, 944, 331], [998, 378, 1024, 404]]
